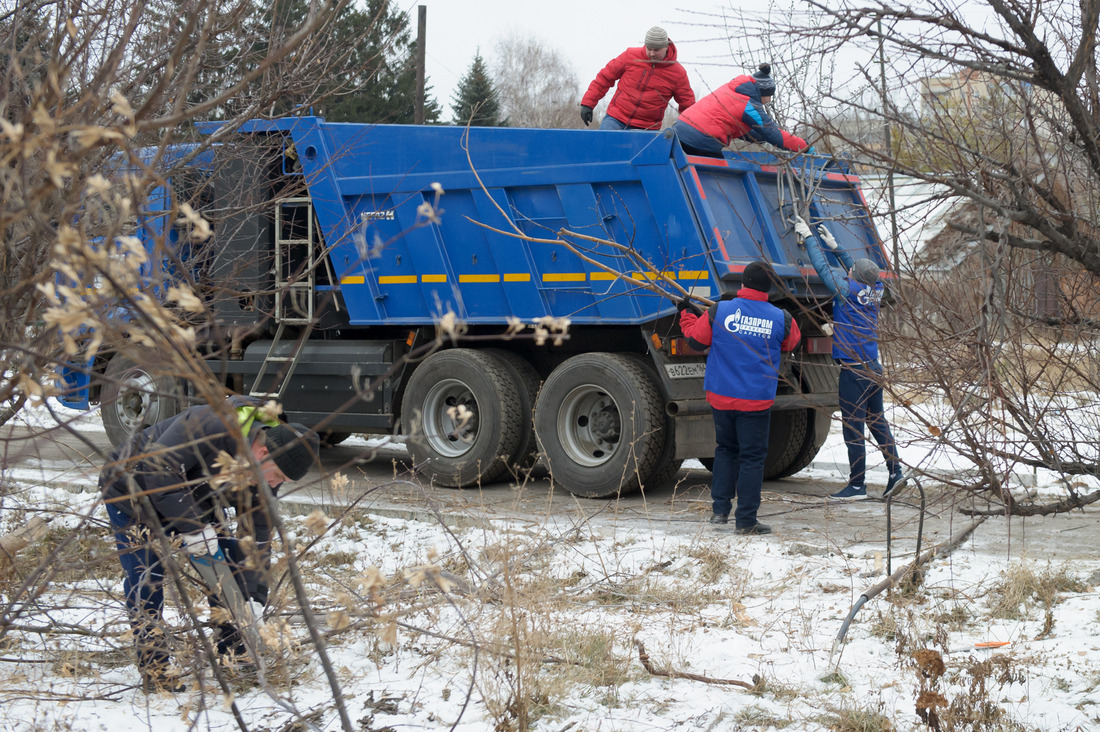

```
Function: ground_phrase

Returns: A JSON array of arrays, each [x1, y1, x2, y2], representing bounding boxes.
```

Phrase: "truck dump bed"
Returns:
[[229, 118, 887, 325]]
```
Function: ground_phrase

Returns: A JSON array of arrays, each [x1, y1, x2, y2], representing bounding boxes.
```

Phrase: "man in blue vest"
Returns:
[[679, 261, 801, 533], [799, 218, 905, 499], [100, 396, 319, 692]]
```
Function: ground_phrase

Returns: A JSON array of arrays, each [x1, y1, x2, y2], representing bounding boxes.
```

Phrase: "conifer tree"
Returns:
[[451, 52, 504, 127]]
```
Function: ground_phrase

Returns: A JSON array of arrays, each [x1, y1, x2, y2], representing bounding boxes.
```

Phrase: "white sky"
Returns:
[[414, 0, 778, 120]]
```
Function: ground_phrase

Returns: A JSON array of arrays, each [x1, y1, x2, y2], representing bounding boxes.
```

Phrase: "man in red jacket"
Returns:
[[678, 261, 801, 534], [580, 26, 695, 131], [671, 64, 813, 156]]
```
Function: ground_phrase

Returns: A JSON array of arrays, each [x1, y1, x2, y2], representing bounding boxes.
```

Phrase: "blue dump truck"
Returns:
[[61, 117, 890, 498]]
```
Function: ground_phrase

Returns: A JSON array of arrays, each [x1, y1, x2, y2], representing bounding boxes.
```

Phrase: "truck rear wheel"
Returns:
[[101, 353, 185, 448], [765, 407, 831, 479], [483, 349, 541, 474], [403, 349, 522, 487], [696, 407, 830, 480], [534, 353, 664, 498]]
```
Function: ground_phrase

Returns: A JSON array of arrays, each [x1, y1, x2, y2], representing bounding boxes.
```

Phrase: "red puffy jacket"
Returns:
[[677, 75, 809, 152], [582, 42, 695, 130]]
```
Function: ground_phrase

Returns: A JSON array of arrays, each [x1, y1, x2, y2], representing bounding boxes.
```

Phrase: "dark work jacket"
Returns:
[[100, 396, 279, 582]]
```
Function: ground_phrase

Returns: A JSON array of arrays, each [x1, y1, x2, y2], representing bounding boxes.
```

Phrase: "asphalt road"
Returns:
[[5, 416, 1099, 562]]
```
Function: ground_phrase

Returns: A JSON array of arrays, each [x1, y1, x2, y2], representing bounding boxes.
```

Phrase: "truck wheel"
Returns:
[[621, 354, 681, 488], [534, 353, 664, 498], [403, 349, 522, 487], [483, 349, 541, 474], [101, 353, 185, 448], [764, 408, 831, 479], [695, 408, 829, 479]]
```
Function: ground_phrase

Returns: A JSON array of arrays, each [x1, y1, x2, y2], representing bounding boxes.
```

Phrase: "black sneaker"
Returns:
[[735, 522, 772, 535], [883, 469, 907, 499], [708, 513, 729, 524], [830, 484, 867, 499]]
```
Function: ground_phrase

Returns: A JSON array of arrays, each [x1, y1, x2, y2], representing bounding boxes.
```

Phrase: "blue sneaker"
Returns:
[[831, 484, 867, 499], [883, 468, 907, 499]]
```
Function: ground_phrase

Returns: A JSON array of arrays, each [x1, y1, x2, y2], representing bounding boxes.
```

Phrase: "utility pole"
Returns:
[[878, 19, 900, 271], [415, 5, 426, 124]]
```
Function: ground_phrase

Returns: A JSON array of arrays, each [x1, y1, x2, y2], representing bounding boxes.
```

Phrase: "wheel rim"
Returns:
[[420, 378, 480, 458], [115, 369, 157, 433], [556, 384, 622, 467]]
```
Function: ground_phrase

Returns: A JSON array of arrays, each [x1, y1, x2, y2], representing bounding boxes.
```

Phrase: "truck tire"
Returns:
[[403, 349, 523, 487], [696, 408, 830, 480], [765, 407, 831, 479], [534, 353, 664, 498], [483, 349, 541, 474], [101, 353, 185, 448], [622, 354, 681, 488]]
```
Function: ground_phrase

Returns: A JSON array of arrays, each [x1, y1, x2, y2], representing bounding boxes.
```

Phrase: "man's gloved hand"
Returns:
[[792, 215, 812, 241], [805, 145, 816, 155], [580, 106, 593, 126], [182, 525, 220, 556], [676, 296, 702, 315], [817, 224, 839, 250], [246, 599, 265, 624]]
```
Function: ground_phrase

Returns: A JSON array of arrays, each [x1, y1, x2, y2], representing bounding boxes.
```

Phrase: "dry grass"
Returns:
[[988, 562, 1086, 619]]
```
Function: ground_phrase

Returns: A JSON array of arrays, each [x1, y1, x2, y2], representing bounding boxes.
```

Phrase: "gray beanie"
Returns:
[[265, 423, 319, 481], [644, 26, 669, 50], [753, 63, 776, 98], [851, 258, 881, 286], [742, 260, 775, 292]]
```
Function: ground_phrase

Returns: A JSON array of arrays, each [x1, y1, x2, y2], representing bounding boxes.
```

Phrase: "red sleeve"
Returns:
[[673, 68, 696, 112], [582, 52, 628, 108], [781, 317, 801, 352], [679, 308, 714, 346], [781, 130, 810, 152]]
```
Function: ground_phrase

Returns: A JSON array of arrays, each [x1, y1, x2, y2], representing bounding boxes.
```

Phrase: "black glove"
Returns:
[[580, 106, 594, 126], [676, 297, 703, 316]]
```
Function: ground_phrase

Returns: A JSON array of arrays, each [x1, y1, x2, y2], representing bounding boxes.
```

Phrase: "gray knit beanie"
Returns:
[[851, 258, 881, 286], [644, 27, 669, 50], [753, 63, 776, 98]]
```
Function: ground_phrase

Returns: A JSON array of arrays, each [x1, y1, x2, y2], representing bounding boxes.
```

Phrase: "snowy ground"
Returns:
[[1, 400, 1099, 731]]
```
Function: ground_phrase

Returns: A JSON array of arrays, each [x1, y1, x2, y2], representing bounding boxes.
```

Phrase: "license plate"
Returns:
[[664, 362, 706, 379]]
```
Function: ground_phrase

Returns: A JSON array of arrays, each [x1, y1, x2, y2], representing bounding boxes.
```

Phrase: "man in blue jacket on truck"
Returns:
[[99, 396, 319, 692], [678, 261, 801, 534], [797, 218, 905, 499]]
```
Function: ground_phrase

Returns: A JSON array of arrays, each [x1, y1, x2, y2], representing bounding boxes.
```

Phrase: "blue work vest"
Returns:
[[832, 279, 883, 363], [704, 298, 788, 401]]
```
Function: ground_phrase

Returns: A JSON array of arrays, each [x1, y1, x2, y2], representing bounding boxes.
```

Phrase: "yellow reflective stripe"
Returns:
[[589, 272, 618, 281], [543, 272, 586, 282], [378, 275, 418, 284], [678, 270, 709, 280], [341, 275, 365, 284], [236, 405, 279, 435], [630, 271, 676, 281], [458, 274, 501, 283], [503, 273, 531, 282], [421, 274, 447, 283]]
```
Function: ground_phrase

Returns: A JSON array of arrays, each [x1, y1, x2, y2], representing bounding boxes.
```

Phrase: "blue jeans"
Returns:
[[671, 120, 725, 157], [107, 503, 170, 669], [838, 362, 900, 486], [710, 408, 771, 527], [599, 114, 630, 130]]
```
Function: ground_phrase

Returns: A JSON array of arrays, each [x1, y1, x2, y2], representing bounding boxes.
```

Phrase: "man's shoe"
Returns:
[[831, 484, 867, 499], [708, 513, 729, 524], [883, 469, 907, 499], [735, 522, 772, 535]]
